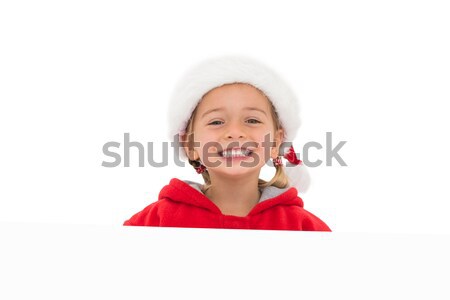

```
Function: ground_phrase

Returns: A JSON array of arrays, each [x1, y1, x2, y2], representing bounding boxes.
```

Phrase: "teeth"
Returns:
[[221, 149, 252, 158]]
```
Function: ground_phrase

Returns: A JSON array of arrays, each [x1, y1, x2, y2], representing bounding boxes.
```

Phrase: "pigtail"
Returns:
[[258, 164, 289, 189]]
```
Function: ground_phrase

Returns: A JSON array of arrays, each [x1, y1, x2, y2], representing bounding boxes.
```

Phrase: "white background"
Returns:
[[1, 0, 450, 234]]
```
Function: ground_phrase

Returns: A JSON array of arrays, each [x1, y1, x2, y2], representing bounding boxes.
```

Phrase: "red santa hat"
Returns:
[[167, 55, 310, 193]]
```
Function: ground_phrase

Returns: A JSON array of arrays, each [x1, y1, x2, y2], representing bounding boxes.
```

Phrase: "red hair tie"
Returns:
[[284, 146, 302, 165]]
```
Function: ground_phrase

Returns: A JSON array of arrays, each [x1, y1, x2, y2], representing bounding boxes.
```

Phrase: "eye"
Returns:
[[208, 120, 224, 125], [246, 118, 261, 124]]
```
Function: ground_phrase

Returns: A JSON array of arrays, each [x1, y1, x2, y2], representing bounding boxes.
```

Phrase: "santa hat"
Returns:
[[167, 55, 310, 193]]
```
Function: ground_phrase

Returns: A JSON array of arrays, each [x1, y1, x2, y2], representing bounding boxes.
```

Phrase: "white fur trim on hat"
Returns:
[[284, 163, 311, 194]]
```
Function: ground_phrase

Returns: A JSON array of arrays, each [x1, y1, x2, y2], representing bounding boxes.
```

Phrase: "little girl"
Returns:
[[124, 56, 331, 231]]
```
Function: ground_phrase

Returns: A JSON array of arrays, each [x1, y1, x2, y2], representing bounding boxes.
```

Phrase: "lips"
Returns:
[[219, 147, 254, 158]]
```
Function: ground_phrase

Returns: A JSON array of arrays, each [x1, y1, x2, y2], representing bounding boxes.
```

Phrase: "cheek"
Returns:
[[190, 130, 208, 148], [195, 134, 221, 157], [254, 130, 276, 148], [250, 131, 276, 162]]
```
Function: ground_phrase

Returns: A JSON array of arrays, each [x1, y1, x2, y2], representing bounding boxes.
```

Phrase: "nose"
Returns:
[[225, 121, 246, 140]]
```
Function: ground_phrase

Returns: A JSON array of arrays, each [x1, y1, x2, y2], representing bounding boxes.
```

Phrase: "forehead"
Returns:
[[196, 83, 272, 113]]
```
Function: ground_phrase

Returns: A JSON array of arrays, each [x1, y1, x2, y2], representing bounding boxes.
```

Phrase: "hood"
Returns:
[[158, 178, 304, 216]]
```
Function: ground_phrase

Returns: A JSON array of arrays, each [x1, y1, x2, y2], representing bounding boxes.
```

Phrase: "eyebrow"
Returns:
[[201, 107, 268, 119], [201, 108, 224, 119], [244, 107, 268, 116]]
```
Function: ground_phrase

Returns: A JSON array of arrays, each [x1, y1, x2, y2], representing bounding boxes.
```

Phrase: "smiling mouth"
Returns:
[[219, 148, 254, 158]]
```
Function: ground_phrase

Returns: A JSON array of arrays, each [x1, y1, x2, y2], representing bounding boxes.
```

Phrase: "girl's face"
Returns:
[[184, 83, 283, 178]]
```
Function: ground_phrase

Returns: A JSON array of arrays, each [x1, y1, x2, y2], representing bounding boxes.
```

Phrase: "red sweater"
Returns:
[[124, 178, 331, 231]]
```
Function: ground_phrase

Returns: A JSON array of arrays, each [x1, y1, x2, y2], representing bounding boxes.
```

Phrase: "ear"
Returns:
[[271, 128, 285, 159], [180, 132, 199, 161]]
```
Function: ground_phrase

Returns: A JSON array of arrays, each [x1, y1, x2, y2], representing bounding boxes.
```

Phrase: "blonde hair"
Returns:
[[183, 84, 290, 192]]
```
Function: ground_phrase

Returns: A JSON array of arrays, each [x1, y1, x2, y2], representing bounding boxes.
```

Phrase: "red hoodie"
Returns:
[[123, 178, 331, 231]]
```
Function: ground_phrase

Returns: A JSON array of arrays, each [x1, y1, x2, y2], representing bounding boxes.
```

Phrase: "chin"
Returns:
[[210, 165, 262, 178]]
